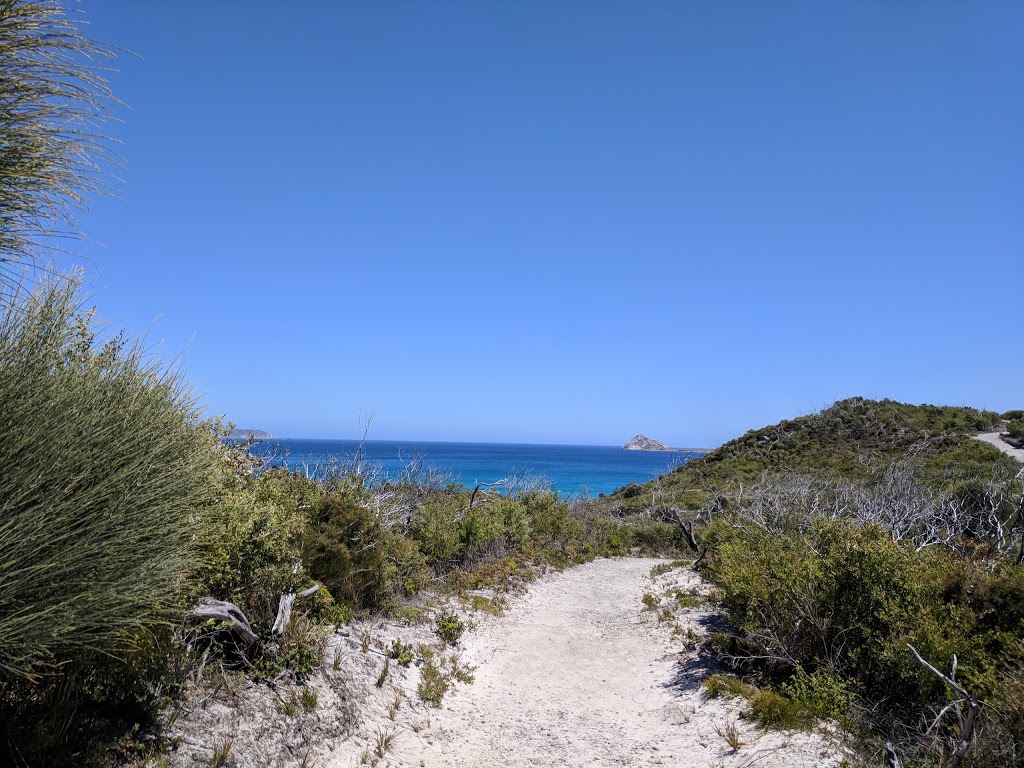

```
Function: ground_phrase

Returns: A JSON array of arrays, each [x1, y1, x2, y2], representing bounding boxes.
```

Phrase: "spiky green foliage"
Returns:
[[0, 278, 217, 680], [0, 0, 118, 287]]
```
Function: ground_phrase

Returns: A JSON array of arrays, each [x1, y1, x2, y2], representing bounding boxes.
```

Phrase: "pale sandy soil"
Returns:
[[975, 431, 1024, 463], [327, 559, 849, 768], [161, 559, 850, 767]]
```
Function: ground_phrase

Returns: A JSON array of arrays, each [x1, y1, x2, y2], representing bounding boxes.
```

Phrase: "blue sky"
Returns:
[[60, 2, 1023, 447]]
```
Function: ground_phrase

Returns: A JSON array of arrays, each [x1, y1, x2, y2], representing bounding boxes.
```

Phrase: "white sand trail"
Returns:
[[337, 558, 845, 768]]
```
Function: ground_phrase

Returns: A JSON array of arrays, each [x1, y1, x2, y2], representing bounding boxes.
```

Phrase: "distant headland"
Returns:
[[227, 428, 273, 440]]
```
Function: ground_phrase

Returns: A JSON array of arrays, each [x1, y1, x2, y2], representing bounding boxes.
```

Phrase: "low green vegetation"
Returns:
[[1007, 417, 1024, 442], [609, 397, 1008, 513], [0, 277, 686, 764], [416, 647, 476, 708], [608, 397, 1024, 766]]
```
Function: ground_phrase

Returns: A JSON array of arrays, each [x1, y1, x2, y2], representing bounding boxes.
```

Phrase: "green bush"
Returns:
[[435, 611, 466, 646], [193, 464, 311, 625], [410, 491, 465, 567], [781, 667, 852, 721], [0, 280, 217, 680], [748, 688, 815, 731], [0, 279, 221, 764], [302, 487, 430, 612], [700, 516, 1024, 763]]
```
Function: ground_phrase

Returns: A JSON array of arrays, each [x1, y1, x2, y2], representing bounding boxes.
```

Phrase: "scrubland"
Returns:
[[3, 3, 1023, 765]]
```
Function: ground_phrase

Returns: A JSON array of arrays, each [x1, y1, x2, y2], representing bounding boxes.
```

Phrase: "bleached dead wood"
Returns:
[[186, 598, 259, 645], [908, 644, 980, 768], [272, 584, 320, 634], [187, 584, 321, 646]]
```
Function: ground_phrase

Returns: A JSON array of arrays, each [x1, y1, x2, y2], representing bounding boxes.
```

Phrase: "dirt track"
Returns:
[[333, 558, 845, 768], [975, 431, 1024, 463]]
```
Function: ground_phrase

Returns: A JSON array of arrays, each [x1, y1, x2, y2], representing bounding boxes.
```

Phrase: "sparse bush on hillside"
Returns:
[[606, 398, 1010, 514], [593, 399, 1024, 765]]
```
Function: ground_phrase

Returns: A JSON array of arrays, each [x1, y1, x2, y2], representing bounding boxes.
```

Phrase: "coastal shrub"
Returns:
[[608, 398, 1009, 515], [700, 515, 1024, 763], [192, 462, 311, 625], [780, 667, 852, 721], [434, 611, 466, 646], [520, 491, 583, 549], [410, 491, 465, 568], [0, 279, 219, 764], [302, 488, 430, 612], [1008, 418, 1024, 441], [0, 279, 217, 680], [620, 483, 644, 499]]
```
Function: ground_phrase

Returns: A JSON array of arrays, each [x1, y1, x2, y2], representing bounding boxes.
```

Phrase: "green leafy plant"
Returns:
[[376, 657, 390, 688], [781, 667, 851, 721], [388, 639, 415, 667], [416, 650, 475, 708], [434, 611, 466, 646]]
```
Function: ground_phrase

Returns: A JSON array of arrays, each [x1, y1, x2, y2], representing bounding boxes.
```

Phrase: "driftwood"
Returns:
[[186, 584, 322, 647], [186, 598, 258, 645], [663, 507, 708, 566]]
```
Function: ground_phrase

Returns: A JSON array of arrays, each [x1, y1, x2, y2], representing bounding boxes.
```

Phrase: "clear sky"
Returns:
[[59, 1, 1023, 447]]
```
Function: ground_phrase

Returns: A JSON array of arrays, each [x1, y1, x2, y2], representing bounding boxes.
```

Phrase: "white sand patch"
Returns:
[[326, 558, 850, 768]]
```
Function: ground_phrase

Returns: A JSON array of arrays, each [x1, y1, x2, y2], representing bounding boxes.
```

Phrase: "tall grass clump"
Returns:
[[0, 279, 217, 679], [0, 278, 221, 766], [0, 0, 118, 289]]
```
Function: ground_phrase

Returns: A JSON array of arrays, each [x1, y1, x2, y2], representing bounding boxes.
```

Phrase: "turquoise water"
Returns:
[[248, 438, 704, 497]]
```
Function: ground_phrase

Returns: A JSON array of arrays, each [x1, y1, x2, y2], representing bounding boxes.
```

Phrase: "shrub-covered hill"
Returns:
[[606, 397, 1014, 512], [606, 401, 1024, 765]]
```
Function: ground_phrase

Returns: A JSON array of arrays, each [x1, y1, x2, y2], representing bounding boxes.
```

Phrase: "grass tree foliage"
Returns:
[[0, 279, 217, 680], [0, 278, 221, 763], [0, 0, 118, 288]]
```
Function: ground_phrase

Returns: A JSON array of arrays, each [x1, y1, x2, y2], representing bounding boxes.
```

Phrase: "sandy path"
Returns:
[[975, 431, 1024, 462], [360, 558, 844, 768]]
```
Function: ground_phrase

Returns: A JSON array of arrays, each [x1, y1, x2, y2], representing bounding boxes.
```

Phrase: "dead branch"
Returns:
[[908, 644, 980, 768], [272, 584, 321, 634], [468, 479, 507, 510], [186, 598, 258, 646]]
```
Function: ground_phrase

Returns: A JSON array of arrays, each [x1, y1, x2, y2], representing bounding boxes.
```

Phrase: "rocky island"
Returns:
[[622, 434, 671, 451]]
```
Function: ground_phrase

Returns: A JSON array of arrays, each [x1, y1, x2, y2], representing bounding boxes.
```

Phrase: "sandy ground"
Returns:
[[975, 431, 1024, 463], [326, 559, 848, 768], [160, 559, 849, 767]]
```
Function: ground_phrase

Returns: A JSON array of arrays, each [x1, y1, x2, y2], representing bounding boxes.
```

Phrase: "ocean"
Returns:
[[246, 438, 705, 497]]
